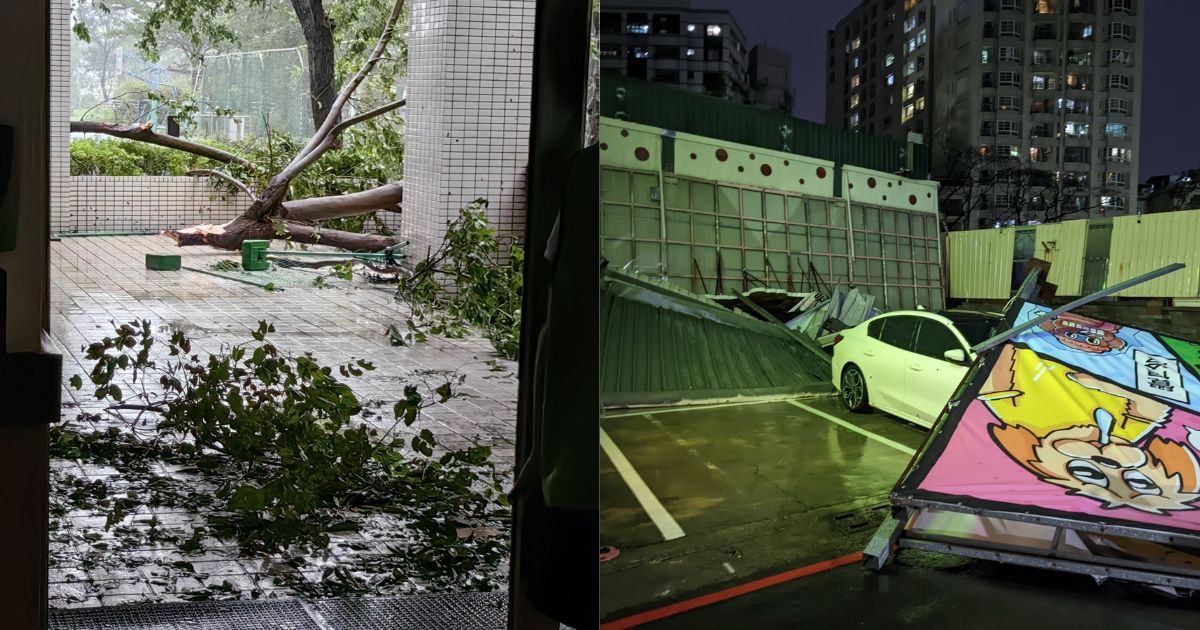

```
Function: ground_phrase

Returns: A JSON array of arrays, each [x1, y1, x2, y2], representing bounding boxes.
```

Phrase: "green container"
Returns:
[[241, 240, 270, 271], [145, 253, 181, 271]]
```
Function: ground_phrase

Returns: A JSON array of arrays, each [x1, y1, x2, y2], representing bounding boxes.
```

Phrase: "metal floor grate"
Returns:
[[49, 599, 323, 630], [48, 592, 508, 630], [316, 592, 508, 629]]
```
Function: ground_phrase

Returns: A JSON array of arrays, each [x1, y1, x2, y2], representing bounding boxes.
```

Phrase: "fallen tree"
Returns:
[[69, 0, 407, 253]]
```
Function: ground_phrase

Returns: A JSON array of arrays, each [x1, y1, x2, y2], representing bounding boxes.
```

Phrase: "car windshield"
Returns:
[[938, 311, 1001, 347]]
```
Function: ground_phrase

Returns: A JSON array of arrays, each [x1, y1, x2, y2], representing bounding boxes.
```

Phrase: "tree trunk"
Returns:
[[280, 183, 402, 221], [165, 216, 399, 252], [289, 0, 338, 136]]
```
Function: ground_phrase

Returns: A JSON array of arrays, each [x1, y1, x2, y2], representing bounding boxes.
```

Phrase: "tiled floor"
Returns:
[[49, 235, 518, 608]]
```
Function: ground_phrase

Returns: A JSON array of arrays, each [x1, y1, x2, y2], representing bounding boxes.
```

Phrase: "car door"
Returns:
[[865, 315, 920, 415], [907, 317, 972, 426]]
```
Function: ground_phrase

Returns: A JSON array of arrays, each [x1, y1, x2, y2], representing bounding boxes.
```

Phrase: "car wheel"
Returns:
[[840, 364, 870, 413]]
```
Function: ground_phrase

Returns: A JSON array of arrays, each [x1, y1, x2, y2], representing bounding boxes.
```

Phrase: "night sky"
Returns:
[[713, 0, 1198, 178]]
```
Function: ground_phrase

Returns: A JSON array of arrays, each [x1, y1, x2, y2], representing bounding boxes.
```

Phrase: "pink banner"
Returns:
[[918, 342, 1200, 530]]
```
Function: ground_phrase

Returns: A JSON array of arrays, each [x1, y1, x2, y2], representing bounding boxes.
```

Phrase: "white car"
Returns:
[[831, 309, 1002, 428]]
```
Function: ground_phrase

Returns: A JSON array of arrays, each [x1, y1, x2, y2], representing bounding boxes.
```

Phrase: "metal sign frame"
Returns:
[[865, 263, 1200, 588]]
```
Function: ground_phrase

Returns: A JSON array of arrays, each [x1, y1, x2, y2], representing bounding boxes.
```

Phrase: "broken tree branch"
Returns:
[[247, 0, 407, 219], [280, 221, 399, 252], [279, 182, 403, 221], [329, 99, 406, 139], [70, 121, 259, 171], [165, 217, 400, 252], [186, 169, 257, 199]]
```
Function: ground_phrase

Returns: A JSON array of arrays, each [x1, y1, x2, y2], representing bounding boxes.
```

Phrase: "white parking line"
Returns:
[[603, 398, 786, 419], [600, 427, 686, 541], [785, 400, 916, 456]]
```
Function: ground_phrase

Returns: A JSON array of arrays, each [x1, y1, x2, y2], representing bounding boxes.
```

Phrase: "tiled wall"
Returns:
[[403, 0, 535, 258], [59, 177, 251, 234], [50, 0, 70, 229]]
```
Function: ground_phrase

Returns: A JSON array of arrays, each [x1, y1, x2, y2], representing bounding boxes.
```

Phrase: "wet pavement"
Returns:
[[48, 236, 517, 608], [599, 397, 925, 620], [600, 396, 1200, 627], [646, 550, 1200, 629]]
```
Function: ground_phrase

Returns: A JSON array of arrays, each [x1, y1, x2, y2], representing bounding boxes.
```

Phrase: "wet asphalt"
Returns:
[[599, 396, 1200, 628]]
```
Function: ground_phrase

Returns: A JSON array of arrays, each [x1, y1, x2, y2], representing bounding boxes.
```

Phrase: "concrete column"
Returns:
[[50, 0, 71, 237], [402, 0, 536, 258]]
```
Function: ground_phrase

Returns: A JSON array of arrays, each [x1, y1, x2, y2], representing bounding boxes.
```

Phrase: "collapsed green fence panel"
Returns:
[[600, 270, 833, 407]]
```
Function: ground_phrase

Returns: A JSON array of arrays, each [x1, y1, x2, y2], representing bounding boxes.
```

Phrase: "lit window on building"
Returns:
[[1106, 147, 1131, 162], [706, 24, 722, 36]]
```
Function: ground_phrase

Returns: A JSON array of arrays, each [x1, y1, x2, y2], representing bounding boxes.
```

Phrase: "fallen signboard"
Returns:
[[867, 263, 1200, 592]]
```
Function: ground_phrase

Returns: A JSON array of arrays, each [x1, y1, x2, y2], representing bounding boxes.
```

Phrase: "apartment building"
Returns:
[[599, 0, 751, 100], [828, 0, 1144, 228], [825, 0, 931, 142], [749, 44, 794, 113]]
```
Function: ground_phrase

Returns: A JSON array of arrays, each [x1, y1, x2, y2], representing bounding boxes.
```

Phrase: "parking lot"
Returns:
[[599, 397, 922, 619], [599, 396, 1200, 627]]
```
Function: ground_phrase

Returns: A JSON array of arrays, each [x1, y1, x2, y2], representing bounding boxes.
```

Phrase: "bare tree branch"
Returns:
[[71, 121, 259, 171], [280, 182, 403, 221], [186, 169, 257, 199], [329, 99, 406, 138]]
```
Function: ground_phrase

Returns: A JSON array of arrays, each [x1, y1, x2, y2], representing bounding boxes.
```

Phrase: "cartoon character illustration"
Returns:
[[1015, 303, 1198, 412], [980, 344, 1200, 514], [1036, 312, 1126, 354]]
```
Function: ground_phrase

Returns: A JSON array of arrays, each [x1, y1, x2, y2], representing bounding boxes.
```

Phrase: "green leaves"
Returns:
[[394, 203, 523, 360], [66, 316, 507, 587], [435, 382, 453, 403]]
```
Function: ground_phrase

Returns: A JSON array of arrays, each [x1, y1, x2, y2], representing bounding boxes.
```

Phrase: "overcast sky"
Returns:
[[707, 0, 1198, 177]]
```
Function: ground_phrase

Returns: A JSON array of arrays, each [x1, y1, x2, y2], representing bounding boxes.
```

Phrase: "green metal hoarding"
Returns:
[[601, 268, 833, 407], [601, 74, 929, 179]]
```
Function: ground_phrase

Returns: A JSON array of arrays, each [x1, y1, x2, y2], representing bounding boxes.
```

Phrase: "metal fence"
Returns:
[[947, 208, 1200, 301], [601, 74, 930, 179], [601, 166, 943, 310]]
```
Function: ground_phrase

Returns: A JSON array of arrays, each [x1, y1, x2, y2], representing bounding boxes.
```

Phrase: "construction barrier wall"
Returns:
[[600, 118, 944, 311], [947, 209, 1200, 301], [601, 75, 930, 179]]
